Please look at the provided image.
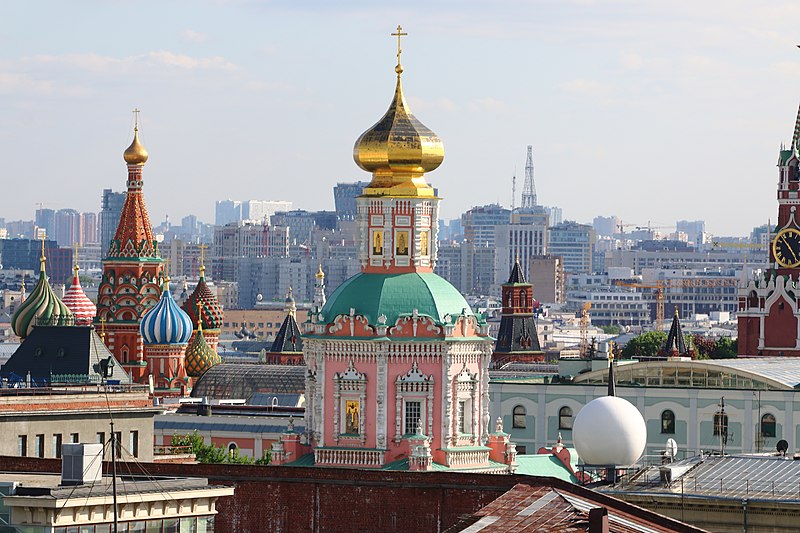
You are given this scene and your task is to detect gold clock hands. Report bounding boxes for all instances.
[781,233,799,264]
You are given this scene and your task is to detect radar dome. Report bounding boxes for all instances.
[572,396,647,466]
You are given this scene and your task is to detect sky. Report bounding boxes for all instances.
[1,1,799,236]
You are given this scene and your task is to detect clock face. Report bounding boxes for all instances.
[773,228,800,268]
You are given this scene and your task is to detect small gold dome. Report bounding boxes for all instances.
[123,127,149,165]
[353,75,444,177]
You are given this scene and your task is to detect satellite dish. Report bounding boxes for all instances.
[256,294,263,302]
[665,438,678,460]
[777,439,789,455]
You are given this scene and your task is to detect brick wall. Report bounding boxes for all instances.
[1,456,693,533]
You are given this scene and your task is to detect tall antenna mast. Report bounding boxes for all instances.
[511,170,516,212]
[521,145,536,209]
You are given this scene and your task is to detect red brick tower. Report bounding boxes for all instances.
[739,104,800,355]
[492,259,543,366]
[95,116,165,379]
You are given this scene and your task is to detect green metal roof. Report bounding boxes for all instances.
[319,272,473,327]
[515,452,580,483]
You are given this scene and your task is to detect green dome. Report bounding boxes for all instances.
[12,270,73,339]
[319,272,472,328]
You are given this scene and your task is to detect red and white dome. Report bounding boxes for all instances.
[62,267,97,325]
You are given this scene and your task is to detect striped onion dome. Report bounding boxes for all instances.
[185,324,222,378]
[140,280,193,345]
[62,266,97,325]
[182,273,224,331]
[12,259,73,339]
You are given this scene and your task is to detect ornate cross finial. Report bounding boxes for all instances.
[199,243,207,274]
[391,25,407,75]
[73,242,80,274]
[132,108,141,130]
[99,316,106,340]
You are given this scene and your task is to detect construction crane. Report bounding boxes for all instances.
[579,302,592,358]
[615,281,665,331]
[712,241,764,250]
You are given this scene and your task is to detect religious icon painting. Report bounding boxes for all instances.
[395,230,410,256]
[372,230,383,256]
[345,400,360,434]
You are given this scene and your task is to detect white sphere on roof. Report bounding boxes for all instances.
[572,396,647,466]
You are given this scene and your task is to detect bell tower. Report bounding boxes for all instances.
[738,103,800,355]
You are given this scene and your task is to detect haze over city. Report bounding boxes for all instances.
[1,1,799,235]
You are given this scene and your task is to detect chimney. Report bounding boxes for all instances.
[61,443,103,486]
[588,507,609,533]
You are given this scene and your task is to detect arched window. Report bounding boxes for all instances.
[558,406,573,430]
[227,442,238,457]
[661,410,675,434]
[761,413,776,438]
[513,405,526,429]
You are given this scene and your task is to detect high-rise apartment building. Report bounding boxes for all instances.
[494,222,548,291]
[461,204,510,247]
[99,189,126,253]
[333,182,369,221]
[548,221,596,274]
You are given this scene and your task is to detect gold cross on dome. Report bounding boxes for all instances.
[391,25,407,67]
[132,108,141,129]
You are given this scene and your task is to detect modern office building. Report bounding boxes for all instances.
[548,221,596,274]
[461,204,510,247]
[333,181,369,221]
[99,189,125,253]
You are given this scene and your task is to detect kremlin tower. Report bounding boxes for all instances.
[12,239,73,339]
[493,259,543,366]
[62,251,97,325]
[96,117,165,380]
[139,278,193,393]
[286,28,516,472]
[739,103,800,356]
[181,248,224,354]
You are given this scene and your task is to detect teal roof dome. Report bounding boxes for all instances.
[319,272,473,328]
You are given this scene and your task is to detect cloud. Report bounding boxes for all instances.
[182,29,208,43]
[559,78,611,97]
[147,51,236,71]
[25,51,237,73]
[0,72,91,98]
[407,96,459,112]
[620,52,643,70]
[467,98,506,112]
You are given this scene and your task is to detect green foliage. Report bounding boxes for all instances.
[712,337,737,359]
[601,325,620,335]
[621,331,667,358]
[170,431,270,465]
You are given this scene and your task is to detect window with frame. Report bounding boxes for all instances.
[713,412,728,437]
[457,401,466,434]
[513,405,527,429]
[17,435,26,457]
[130,431,139,458]
[761,413,776,438]
[35,434,44,458]
[70,433,79,443]
[404,400,422,435]
[661,410,676,434]
[558,406,573,430]
[53,434,62,459]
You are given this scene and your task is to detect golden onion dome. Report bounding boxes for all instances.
[123,127,149,165]
[353,69,444,178]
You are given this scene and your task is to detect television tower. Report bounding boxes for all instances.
[520,145,537,209]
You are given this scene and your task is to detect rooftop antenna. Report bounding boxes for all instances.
[521,146,536,209]
[511,169,516,212]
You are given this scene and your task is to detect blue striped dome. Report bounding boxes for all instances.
[140,283,193,345]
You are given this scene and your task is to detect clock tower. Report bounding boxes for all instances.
[738,103,800,355]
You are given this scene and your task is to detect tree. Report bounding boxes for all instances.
[601,325,620,335]
[170,431,270,465]
[621,331,667,358]
[712,337,737,359]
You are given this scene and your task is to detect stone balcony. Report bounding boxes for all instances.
[314,447,385,468]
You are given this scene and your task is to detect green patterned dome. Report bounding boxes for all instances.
[12,265,73,339]
[185,327,221,378]
[319,272,472,328]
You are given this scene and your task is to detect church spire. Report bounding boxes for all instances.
[353,26,444,198]
[107,110,158,259]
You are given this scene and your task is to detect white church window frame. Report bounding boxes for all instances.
[395,361,434,443]
[455,365,478,438]
[333,360,367,445]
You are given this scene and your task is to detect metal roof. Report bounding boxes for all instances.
[610,454,800,501]
[156,418,304,435]
[190,363,306,400]
[573,357,800,390]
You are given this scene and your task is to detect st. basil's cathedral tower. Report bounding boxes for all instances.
[284,28,517,472]
[739,104,800,355]
[95,121,165,380]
